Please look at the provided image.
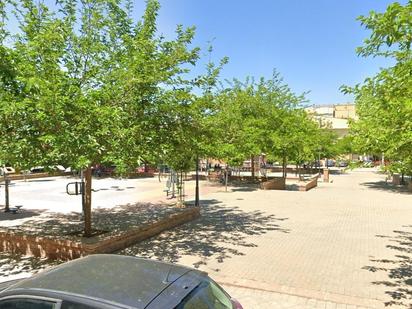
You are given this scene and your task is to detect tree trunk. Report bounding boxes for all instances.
[172,171,176,198]
[282,155,287,178]
[225,165,229,192]
[180,171,183,202]
[251,155,255,178]
[195,158,199,207]
[318,153,321,176]
[3,173,9,212]
[83,167,92,237]
[183,172,186,200]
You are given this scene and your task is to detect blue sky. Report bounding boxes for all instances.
[5,0,402,105]
[130,0,400,105]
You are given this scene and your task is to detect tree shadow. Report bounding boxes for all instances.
[92,185,136,192]
[220,181,261,192]
[363,227,412,307]
[230,185,259,192]
[0,253,62,280]
[1,202,186,242]
[0,210,41,221]
[286,184,299,191]
[0,202,188,280]
[26,179,55,183]
[119,199,289,269]
[361,181,411,195]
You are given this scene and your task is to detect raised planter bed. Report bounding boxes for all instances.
[127,172,155,178]
[1,172,71,182]
[260,177,286,190]
[0,207,200,260]
[298,175,318,191]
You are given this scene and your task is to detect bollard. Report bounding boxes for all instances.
[323,169,330,183]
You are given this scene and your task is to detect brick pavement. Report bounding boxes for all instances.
[1,169,411,308]
[221,284,373,309]
[122,169,412,308]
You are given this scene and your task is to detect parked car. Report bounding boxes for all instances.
[312,160,321,168]
[363,160,373,167]
[337,161,348,168]
[0,167,15,176]
[136,165,157,174]
[326,159,335,167]
[96,165,117,176]
[30,166,46,173]
[28,166,66,174]
[54,165,66,172]
[0,254,242,309]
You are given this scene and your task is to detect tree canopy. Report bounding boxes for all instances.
[343,0,412,175]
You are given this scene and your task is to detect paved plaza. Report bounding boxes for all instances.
[1,169,412,308]
[0,175,209,215]
[120,169,412,308]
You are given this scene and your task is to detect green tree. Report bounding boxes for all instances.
[211,72,309,180]
[0,0,212,233]
[343,0,412,176]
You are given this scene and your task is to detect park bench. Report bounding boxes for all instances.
[8,205,23,214]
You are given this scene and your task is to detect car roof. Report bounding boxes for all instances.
[3,255,196,309]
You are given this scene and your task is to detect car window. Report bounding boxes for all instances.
[0,298,56,309]
[175,280,233,309]
[61,301,99,309]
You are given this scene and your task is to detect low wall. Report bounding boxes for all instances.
[1,172,70,182]
[0,234,84,260]
[207,174,262,184]
[298,176,318,192]
[207,173,221,182]
[0,207,200,260]
[127,172,155,178]
[186,175,207,181]
[260,177,286,190]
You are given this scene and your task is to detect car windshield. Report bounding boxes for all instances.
[175,280,233,309]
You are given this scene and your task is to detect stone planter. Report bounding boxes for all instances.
[260,177,286,190]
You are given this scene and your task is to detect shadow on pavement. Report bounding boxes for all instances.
[26,179,56,183]
[0,202,186,280]
[92,185,136,192]
[361,181,411,195]
[0,210,41,221]
[120,199,289,269]
[230,186,259,192]
[2,202,184,240]
[363,227,412,307]
[0,253,61,280]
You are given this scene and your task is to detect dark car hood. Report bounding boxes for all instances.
[5,255,192,308]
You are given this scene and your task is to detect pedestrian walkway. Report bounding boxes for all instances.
[122,169,412,308]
